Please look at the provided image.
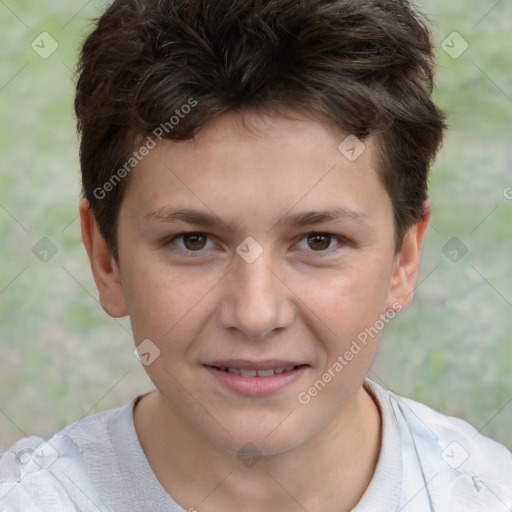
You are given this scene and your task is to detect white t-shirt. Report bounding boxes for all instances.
[1,379,511,511]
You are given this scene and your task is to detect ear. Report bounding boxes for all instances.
[79,199,127,318]
[386,200,432,311]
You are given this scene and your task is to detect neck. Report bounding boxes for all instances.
[134,385,381,512]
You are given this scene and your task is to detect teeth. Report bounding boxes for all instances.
[219,366,297,377]
[257,368,275,377]
[240,368,257,377]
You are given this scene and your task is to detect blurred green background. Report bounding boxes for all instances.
[0,0,511,451]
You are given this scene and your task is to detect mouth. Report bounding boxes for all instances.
[207,364,305,377]
[203,360,309,397]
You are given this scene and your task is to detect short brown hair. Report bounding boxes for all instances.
[75,0,446,261]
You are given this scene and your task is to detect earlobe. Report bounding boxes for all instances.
[386,200,433,311]
[79,199,128,318]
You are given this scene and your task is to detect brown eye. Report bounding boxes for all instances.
[165,232,217,256]
[182,233,208,250]
[307,233,332,251]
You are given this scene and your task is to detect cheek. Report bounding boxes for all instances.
[124,262,204,341]
[295,262,393,397]
[122,262,222,349]
[298,260,392,338]
[294,268,390,406]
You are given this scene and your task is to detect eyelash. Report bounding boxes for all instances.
[164,232,348,257]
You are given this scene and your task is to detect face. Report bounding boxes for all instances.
[83,111,427,456]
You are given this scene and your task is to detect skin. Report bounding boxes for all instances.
[80,111,431,511]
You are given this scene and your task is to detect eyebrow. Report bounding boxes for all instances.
[144,206,368,232]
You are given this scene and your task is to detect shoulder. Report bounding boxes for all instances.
[0,400,136,512]
[366,379,512,511]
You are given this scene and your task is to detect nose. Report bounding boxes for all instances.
[218,249,294,341]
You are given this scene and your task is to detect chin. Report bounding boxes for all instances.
[204,416,314,458]
[215,435,301,459]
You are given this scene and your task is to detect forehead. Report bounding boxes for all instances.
[121,111,389,228]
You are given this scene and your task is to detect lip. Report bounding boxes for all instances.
[204,360,309,397]
[206,359,305,370]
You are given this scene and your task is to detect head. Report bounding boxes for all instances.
[77,0,445,455]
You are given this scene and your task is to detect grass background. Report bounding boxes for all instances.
[0,0,511,451]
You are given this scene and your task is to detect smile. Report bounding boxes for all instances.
[204,362,309,397]
[214,365,298,377]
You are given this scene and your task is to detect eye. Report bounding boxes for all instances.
[167,232,216,252]
[295,232,345,252]
[165,231,347,256]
